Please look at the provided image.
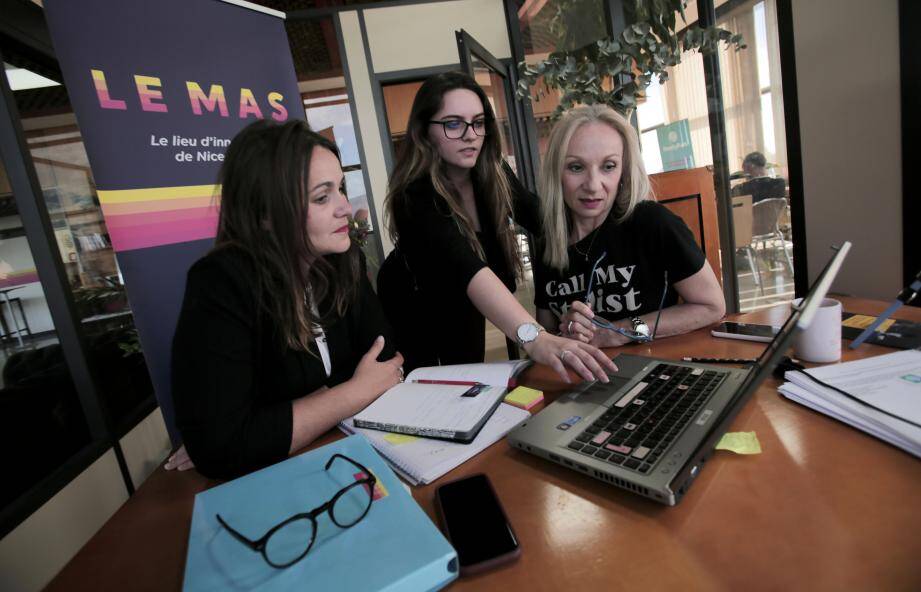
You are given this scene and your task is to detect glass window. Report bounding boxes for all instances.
[516,0,608,163]
[636,80,666,130]
[10,67,155,434]
[633,0,793,311]
[471,61,517,173]
[381,79,423,161]
[285,17,381,272]
[0,120,92,512]
[718,0,793,311]
[639,129,664,174]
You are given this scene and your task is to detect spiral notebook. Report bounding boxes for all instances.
[341,403,530,485]
[352,360,530,443]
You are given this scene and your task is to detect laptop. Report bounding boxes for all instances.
[508,242,851,506]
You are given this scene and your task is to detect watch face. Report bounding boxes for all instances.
[631,318,651,337]
[517,323,540,343]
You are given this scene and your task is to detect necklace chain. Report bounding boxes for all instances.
[572,224,603,261]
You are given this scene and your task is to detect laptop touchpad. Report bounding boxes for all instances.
[571,375,631,405]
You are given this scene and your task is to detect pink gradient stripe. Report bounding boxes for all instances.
[108,216,219,252]
[105,206,219,227]
[100,195,215,216]
[137,90,168,112]
[93,80,127,110]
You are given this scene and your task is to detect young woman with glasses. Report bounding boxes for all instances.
[168,120,404,478]
[377,72,615,384]
[533,104,725,347]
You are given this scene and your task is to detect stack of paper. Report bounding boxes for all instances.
[778,350,921,458]
[341,403,530,485]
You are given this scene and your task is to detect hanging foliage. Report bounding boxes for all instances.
[516,0,746,117]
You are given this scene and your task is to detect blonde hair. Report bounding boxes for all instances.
[539,104,652,271]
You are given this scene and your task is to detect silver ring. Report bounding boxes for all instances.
[558,350,571,360]
[567,320,574,335]
[398,367,405,382]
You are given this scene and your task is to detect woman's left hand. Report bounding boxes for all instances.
[523,332,617,384]
[164,445,195,471]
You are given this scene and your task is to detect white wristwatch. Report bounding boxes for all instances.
[515,322,544,347]
[630,317,651,338]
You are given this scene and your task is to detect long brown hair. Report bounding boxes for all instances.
[385,71,522,278]
[215,119,361,351]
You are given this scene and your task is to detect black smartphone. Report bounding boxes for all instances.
[711,321,780,343]
[434,474,520,575]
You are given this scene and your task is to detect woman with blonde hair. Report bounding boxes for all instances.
[533,104,725,346]
[377,72,615,384]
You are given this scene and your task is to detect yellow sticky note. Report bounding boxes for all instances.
[383,433,419,445]
[842,314,896,332]
[716,431,762,455]
[504,386,544,410]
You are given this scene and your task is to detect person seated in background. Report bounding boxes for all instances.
[731,151,787,203]
[532,104,725,347]
[167,120,403,478]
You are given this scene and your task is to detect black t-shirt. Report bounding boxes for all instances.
[731,176,786,203]
[377,165,540,370]
[533,201,706,323]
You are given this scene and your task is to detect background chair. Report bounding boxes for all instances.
[752,197,794,274]
[732,195,763,294]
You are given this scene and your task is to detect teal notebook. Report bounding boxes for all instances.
[182,435,458,591]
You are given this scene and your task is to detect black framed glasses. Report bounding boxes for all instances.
[428,118,488,139]
[216,453,376,569]
[583,251,669,343]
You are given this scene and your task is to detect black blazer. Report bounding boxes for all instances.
[171,246,395,479]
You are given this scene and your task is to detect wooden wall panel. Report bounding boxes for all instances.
[650,166,723,284]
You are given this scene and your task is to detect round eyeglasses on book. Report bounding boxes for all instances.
[215,453,376,568]
[428,118,488,139]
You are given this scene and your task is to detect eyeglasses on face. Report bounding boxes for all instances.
[428,118,488,139]
[215,453,376,569]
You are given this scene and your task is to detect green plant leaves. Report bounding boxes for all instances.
[515,0,745,116]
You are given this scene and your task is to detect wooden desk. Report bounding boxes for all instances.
[45,298,921,591]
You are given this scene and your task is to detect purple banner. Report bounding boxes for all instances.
[44,0,302,442]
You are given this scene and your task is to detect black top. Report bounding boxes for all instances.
[533,201,706,323]
[731,176,786,203]
[171,246,395,479]
[377,167,540,371]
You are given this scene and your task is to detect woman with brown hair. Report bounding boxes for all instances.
[377,72,614,383]
[169,120,403,478]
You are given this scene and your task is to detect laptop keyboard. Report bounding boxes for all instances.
[566,364,727,474]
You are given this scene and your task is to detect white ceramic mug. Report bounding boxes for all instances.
[791,297,842,363]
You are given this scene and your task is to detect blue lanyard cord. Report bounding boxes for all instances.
[583,251,607,303]
[580,251,669,344]
[650,270,668,340]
